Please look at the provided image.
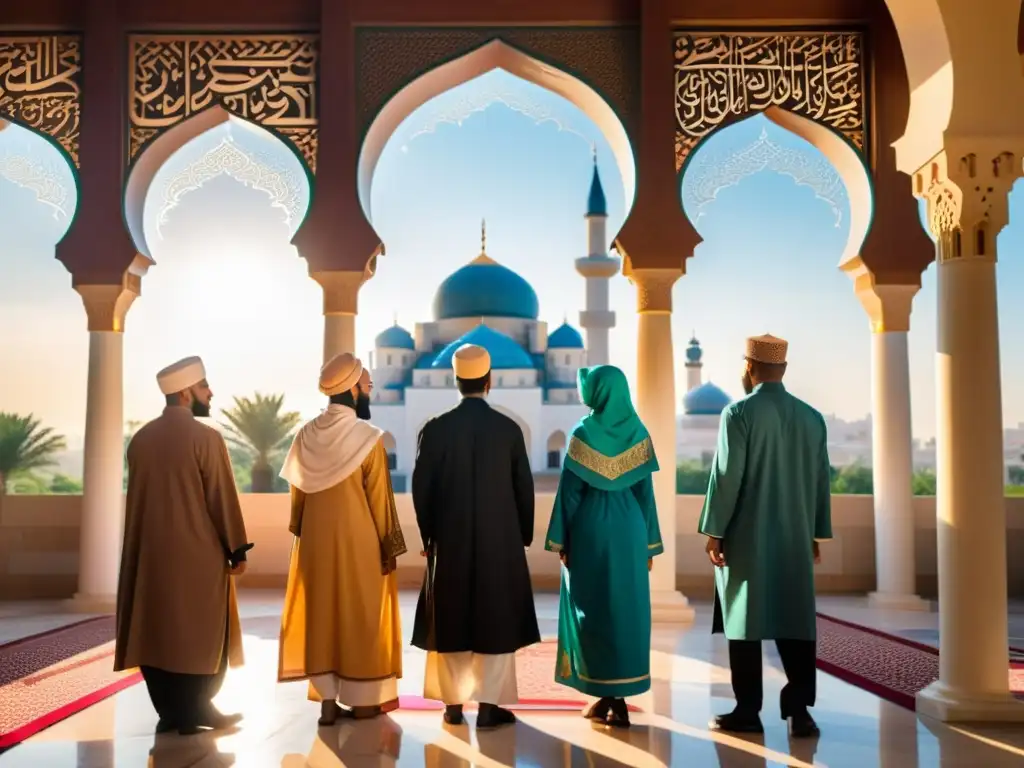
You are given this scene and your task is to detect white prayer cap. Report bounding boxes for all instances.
[319,353,363,396]
[157,356,207,395]
[453,344,491,380]
[745,334,788,365]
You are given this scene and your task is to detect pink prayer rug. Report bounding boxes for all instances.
[815,613,1024,710]
[399,639,641,712]
[0,617,143,749]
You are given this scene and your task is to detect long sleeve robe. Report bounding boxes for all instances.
[278,438,406,692]
[698,382,833,641]
[410,397,540,655]
[115,406,251,675]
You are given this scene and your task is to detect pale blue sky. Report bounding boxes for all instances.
[1,69,1023,447]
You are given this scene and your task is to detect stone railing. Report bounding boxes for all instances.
[2,494,1023,600]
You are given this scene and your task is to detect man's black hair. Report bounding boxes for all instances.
[456,374,489,396]
[329,391,357,408]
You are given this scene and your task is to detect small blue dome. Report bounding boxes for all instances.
[413,350,438,370]
[587,157,608,217]
[433,255,539,321]
[375,324,415,350]
[548,323,584,349]
[431,325,537,371]
[683,382,732,416]
[685,336,703,363]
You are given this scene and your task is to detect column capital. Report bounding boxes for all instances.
[73,273,141,333]
[310,267,371,316]
[852,275,920,333]
[913,147,1023,264]
[628,267,682,314]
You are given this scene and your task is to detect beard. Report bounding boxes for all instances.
[741,371,754,395]
[191,398,211,418]
[355,392,372,421]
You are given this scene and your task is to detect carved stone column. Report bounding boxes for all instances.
[68,274,140,612]
[852,276,929,611]
[630,267,694,623]
[311,269,365,364]
[914,149,1024,722]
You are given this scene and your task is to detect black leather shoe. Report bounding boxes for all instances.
[606,698,630,729]
[201,710,244,729]
[476,703,516,730]
[709,710,765,734]
[584,698,612,721]
[787,711,820,738]
[443,705,465,726]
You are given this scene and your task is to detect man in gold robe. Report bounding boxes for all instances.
[278,353,407,725]
[115,356,253,736]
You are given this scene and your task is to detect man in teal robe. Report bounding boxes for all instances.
[545,365,662,728]
[698,334,832,739]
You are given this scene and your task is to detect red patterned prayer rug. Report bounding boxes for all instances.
[0,617,142,749]
[399,640,640,712]
[815,613,1024,710]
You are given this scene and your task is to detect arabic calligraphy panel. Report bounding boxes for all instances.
[128,34,319,173]
[0,35,82,167]
[674,31,866,172]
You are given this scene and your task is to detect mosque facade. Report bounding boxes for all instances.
[368,161,616,486]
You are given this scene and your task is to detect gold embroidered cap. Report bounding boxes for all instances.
[745,334,788,365]
[157,356,206,395]
[453,344,491,379]
[319,353,363,396]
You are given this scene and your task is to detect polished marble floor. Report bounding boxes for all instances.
[1,593,1023,767]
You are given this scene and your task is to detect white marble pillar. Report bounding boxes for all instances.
[854,281,928,611]
[313,270,364,365]
[631,267,694,624]
[69,283,138,612]
[915,167,1024,722]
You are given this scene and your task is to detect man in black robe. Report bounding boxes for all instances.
[411,343,539,729]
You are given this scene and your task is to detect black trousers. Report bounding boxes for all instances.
[728,639,816,717]
[140,659,227,725]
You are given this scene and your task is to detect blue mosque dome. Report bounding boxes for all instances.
[375,324,415,350]
[548,322,585,349]
[683,382,732,416]
[431,324,538,371]
[586,152,608,217]
[432,221,540,321]
[685,335,703,363]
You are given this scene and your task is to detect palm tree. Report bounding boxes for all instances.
[0,413,67,495]
[220,393,300,493]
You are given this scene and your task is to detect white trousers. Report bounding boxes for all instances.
[423,652,518,706]
[312,673,399,708]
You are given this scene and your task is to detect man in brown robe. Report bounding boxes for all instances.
[278,353,406,725]
[115,355,253,735]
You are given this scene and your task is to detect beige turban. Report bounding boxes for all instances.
[319,353,363,396]
[453,344,491,379]
[157,356,206,395]
[745,334,788,365]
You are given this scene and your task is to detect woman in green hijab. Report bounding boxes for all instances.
[545,365,663,728]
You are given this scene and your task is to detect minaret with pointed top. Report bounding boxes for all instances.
[575,148,619,366]
[685,333,703,392]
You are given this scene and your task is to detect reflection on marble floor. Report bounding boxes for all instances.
[1,593,1023,767]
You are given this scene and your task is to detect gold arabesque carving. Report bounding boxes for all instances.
[0,35,82,166]
[674,31,866,171]
[129,35,319,172]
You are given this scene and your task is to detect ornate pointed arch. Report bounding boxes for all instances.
[355,29,639,220]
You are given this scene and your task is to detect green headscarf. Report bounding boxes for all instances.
[563,365,659,492]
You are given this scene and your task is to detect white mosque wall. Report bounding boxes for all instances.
[372,346,415,389]
[7,492,1024,600]
[545,347,586,388]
